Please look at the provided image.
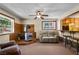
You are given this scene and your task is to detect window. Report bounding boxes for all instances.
[0,13,14,35]
[42,21,57,30]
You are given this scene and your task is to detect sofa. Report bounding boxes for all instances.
[0,41,21,55]
[39,31,59,43]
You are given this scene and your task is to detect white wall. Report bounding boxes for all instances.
[0,9,22,44]
[23,18,60,38]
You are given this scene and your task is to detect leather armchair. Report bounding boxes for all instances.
[0,42,21,55]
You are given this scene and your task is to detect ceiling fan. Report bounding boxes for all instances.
[29,9,48,19]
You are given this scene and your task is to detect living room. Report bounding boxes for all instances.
[0,3,79,55]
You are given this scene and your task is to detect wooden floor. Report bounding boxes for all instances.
[19,42,75,55]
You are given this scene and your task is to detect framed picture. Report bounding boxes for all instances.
[42,21,57,30]
[0,13,14,35]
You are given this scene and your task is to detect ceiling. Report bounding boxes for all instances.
[0,3,79,20]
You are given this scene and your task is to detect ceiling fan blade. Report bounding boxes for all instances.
[40,16,44,19]
[34,17,37,19]
[42,15,48,16]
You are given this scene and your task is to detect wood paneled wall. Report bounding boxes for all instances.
[10,23,24,40]
[28,24,34,33]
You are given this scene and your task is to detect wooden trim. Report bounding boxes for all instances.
[0,13,15,20]
[0,33,10,36]
[66,11,79,18]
